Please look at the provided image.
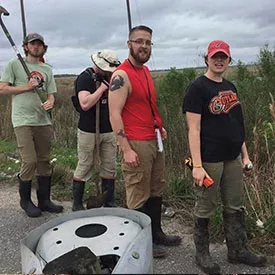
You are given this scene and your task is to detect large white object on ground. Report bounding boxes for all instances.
[20,207,153,274]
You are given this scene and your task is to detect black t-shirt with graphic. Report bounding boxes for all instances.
[75,68,112,133]
[183,75,245,162]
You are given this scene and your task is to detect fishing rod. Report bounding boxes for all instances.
[0,6,51,119]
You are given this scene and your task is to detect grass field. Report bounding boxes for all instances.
[0,60,274,253]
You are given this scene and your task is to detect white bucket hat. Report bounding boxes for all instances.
[91,50,121,72]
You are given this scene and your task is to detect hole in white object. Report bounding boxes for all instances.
[75,224,107,238]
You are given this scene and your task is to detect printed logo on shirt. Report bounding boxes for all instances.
[208,90,240,114]
[30,71,44,89]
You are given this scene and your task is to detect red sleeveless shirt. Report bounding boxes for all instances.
[117,60,163,140]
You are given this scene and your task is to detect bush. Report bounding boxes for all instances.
[1,46,274,247]
[156,68,196,173]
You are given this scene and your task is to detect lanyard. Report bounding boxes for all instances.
[127,59,157,128]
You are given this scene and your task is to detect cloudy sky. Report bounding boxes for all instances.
[0,0,274,75]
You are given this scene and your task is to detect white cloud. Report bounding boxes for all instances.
[0,0,274,75]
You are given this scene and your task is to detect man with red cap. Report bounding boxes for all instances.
[183,40,266,273]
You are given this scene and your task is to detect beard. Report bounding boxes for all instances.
[26,48,45,58]
[130,46,151,64]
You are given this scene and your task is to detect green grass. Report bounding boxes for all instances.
[0,140,119,202]
[0,139,17,153]
[0,140,20,180]
[51,143,78,169]
[0,140,78,176]
[0,140,77,197]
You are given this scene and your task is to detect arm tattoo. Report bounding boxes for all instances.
[117,129,126,138]
[110,75,125,92]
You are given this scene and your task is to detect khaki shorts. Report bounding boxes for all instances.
[73,130,117,181]
[121,140,166,209]
[194,155,245,218]
[14,125,53,181]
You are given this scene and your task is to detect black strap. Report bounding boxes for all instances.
[84,67,109,88]
[143,69,156,124]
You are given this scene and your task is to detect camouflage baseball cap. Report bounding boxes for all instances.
[24,33,45,44]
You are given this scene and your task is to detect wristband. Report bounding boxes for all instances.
[193,164,202,168]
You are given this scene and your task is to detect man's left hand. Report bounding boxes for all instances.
[242,159,253,175]
[161,127,167,140]
[41,100,54,111]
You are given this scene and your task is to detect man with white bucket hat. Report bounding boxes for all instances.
[72,50,120,211]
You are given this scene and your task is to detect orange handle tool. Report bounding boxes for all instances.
[184,157,214,188]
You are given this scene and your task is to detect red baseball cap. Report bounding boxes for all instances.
[207,40,231,58]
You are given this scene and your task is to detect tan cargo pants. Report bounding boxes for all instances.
[121,140,166,209]
[14,125,53,181]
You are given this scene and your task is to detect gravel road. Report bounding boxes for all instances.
[0,182,274,274]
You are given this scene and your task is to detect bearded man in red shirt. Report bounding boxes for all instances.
[108,25,181,258]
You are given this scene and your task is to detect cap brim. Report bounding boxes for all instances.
[91,54,116,73]
[27,38,45,44]
[208,49,230,58]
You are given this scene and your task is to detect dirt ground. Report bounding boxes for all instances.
[0,182,274,274]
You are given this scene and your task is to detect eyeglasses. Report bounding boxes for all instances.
[129,39,154,47]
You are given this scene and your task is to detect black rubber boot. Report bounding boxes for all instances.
[223,211,266,267]
[72,180,85,211]
[18,174,41,218]
[36,175,63,213]
[101,178,116,207]
[194,217,221,274]
[136,204,167,258]
[146,197,182,246]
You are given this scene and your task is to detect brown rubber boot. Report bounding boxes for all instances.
[223,211,266,267]
[194,217,221,274]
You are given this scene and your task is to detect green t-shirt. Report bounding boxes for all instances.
[0,58,57,127]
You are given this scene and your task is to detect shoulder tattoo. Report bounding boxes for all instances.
[110,75,125,92]
[117,129,126,138]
